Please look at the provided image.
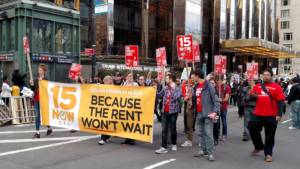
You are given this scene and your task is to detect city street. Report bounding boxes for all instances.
[0,106,299,169]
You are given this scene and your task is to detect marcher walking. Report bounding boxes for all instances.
[248,69,285,162]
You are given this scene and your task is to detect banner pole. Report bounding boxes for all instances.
[27,53,33,82]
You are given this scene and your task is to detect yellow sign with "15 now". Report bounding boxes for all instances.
[39,80,156,143]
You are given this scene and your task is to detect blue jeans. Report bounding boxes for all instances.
[197,113,214,155]
[291,101,300,129]
[34,102,41,131]
[220,109,228,136]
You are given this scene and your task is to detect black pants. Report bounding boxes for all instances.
[213,118,221,141]
[161,113,178,148]
[238,106,245,117]
[248,117,278,156]
[183,102,187,131]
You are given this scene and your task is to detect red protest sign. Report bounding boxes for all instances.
[125,45,139,67]
[192,41,200,63]
[69,63,82,80]
[157,67,164,81]
[246,62,259,80]
[84,48,95,56]
[23,37,30,55]
[177,35,193,61]
[214,55,227,74]
[156,47,167,67]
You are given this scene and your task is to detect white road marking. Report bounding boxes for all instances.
[14,124,34,127]
[143,159,176,169]
[0,135,99,157]
[0,136,98,143]
[282,119,292,124]
[0,129,71,135]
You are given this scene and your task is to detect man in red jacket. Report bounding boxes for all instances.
[249,69,285,162]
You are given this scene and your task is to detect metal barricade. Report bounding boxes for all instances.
[0,96,36,125]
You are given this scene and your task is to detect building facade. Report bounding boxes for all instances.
[277,0,300,76]
[91,0,297,75]
[0,0,80,82]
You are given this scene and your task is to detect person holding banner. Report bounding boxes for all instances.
[155,74,182,154]
[98,75,114,145]
[248,69,285,162]
[30,64,53,138]
[121,73,139,145]
[192,70,220,162]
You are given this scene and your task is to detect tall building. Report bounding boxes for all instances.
[90,0,298,75]
[0,0,80,82]
[278,0,300,76]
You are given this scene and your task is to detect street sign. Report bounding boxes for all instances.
[177,35,193,61]
[125,45,139,67]
[214,55,227,74]
[83,48,95,56]
[156,47,167,67]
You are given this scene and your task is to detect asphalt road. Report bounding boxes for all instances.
[0,106,299,169]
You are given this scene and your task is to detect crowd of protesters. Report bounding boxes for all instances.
[1,64,300,163]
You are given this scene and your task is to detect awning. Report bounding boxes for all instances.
[221,38,300,59]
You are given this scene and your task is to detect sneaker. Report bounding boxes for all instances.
[242,133,250,141]
[98,140,106,145]
[46,129,53,136]
[251,149,262,156]
[181,140,192,147]
[171,145,177,151]
[265,155,273,162]
[288,126,297,130]
[194,150,207,157]
[155,147,168,154]
[208,154,215,161]
[214,140,219,146]
[222,135,227,141]
[32,133,40,139]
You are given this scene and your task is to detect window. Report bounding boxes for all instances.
[283,44,293,49]
[283,33,293,40]
[281,0,290,6]
[281,10,290,18]
[281,21,290,29]
[55,23,72,54]
[32,19,52,53]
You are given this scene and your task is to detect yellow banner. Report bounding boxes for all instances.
[39,80,156,143]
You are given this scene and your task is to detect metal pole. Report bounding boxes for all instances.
[91,44,96,83]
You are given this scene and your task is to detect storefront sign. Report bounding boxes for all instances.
[0,53,14,62]
[32,53,74,64]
